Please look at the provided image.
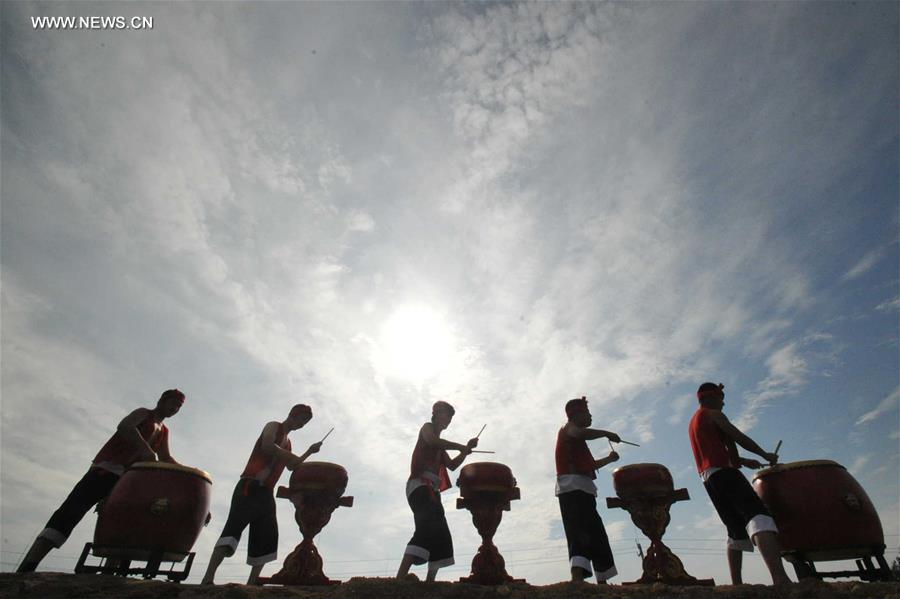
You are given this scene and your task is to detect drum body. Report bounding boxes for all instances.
[289,462,348,494]
[457,462,516,498]
[94,462,211,561]
[612,463,674,499]
[752,460,883,561]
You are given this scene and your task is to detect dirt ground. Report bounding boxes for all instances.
[2,573,898,599]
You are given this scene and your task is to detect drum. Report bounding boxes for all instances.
[289,462,348,495]
[612,463,675,499]
[457,462,516,497]
[752,460,884,561]
[93,462,212,561]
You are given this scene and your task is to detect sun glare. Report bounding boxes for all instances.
[380,305,454,384]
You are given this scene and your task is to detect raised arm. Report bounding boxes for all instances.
[709,411,778,464]
[117,408,159,462]
[259,422,321,471]
[420,423,474,453]
[565,422,621,443]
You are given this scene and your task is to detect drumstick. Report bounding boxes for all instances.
[319,428,334,443]
[618,439,640,447]
[773,440,782,455]
[475,424,486,439]
[470,450,495,454]
[608,440,615,451]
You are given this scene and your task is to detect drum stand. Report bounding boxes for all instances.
[260,485,353,585]
[457,488,524,585]
[785,545,893,582]
[74,542,194,582]
[607,488,714,586]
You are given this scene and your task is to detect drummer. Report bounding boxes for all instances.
[688,382,790,585]
[396,401,478,581]
[201,404,321,585]
[555,396,621,584]
[16,388,185,573]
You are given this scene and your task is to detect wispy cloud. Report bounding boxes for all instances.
[856,386,900,426]
[842,248,885,282]
[2,1,897,585]
[734,343,809,431]
[848,454,873,477]
[875,296,900,312]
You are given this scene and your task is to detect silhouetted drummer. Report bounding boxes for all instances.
[689,382,790,585]
[396,401,478,581]
[201,404,321,586]
[16,388,185,573]
[556,396,621,584]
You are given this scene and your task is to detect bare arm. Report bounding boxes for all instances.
[420,423,474,453]
[710,411,778,464]
[594,451,620,470]
[117,408,158,462]
[259,422,321,471]
[155,429,178,464]
[565,422,621,443]
[446,447,472,471]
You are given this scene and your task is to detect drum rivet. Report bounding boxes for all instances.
[843,493,861,511]
[150,498,170,515]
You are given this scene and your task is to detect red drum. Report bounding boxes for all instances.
[612,463,674,500]
[457,462,516,498]
[93,462,211,561]
[752,460,884,561]
[289,462,348,494]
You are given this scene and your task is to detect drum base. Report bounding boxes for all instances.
[74,542,194,582]
[785,546,892,582]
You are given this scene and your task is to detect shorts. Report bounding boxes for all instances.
[704,468,778,551]
[214,479,279,565]
[39,467,120,547]
[404,485,454,572]
[558,489,617,580]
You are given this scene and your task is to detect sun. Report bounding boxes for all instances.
[379,305,454,384]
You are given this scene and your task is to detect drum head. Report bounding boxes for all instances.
[613,463,669,474]
[754,459,843,481]
[129,461,212,483]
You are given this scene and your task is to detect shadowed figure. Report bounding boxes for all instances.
[17,389,186,573]
[200,404,321,586]
[555,396,621,585]
[396,400,478,582]
[689,382,790,586]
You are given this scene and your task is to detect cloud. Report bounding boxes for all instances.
[848,454,873,477]
[855,386,900,426]
[734,343,809,431]
[842,248,885,282]
[1,1,897,586]
[875,296,900,312]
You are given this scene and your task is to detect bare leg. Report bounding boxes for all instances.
[727,548,743,584]
[200,545,230,585]
[246,564,264,585]
[570,566,590,582]
[425,567,437,582]
[16,537,55,573]
[753,531,790,586]
[396,553,415,578]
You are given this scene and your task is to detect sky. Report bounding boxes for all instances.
[1,0,898,587]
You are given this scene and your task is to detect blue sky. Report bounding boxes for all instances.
[1,1,897,586]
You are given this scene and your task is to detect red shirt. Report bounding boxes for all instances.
[93,412,168,474]
[555,426,597,479]
[241,423,292,489]
[689,407,740,474]
[409,426,451,492]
